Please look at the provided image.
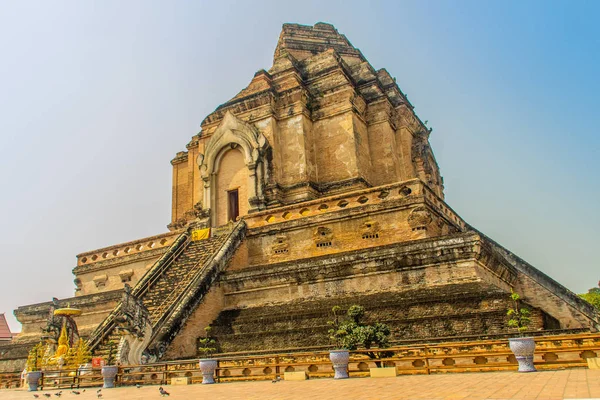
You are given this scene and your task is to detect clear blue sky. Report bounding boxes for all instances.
[0,0,598,332]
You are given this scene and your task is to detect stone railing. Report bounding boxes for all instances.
[244,179,465,231]
[422,184,466,231]
[86,232,190,352]
[76,231,182,267]
[2,332,598,389]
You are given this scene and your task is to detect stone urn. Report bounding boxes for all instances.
[101,365,119,388]
[329,350,350,379]
[27,371,42,391]
[508,337,536,372]
[199,359,218,384]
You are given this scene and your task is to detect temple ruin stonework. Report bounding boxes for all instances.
[1,22,598,370]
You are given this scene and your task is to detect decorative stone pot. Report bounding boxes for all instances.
[101,365,119,388]
[199,359,218,384]
[27,371,42,391]
[508,337,536,372]
[329,350,350,379]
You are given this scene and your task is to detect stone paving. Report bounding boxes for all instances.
[2,369,600,400]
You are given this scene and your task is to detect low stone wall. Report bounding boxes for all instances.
[2,332,598,388]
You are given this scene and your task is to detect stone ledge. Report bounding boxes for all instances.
[73,247,168,275]
[15,290,122,317]
[222,232,485,284]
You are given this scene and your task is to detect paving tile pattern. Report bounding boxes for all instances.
[3,369,600,400]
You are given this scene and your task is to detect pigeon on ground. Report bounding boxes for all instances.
[135,383,141,389]
[54,391,62,397]
[32,395,39,399]
[71,391,81,395]
[96,389,102,394]
[159,386,170,397]
[97,394,102,399]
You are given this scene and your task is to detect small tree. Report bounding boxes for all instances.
[507,289,531,336]
[579,283,600,311]
[197,326,217,359]
[327,306,348,349]
[327,305,392,367]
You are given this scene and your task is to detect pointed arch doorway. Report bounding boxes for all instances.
[214,146,249,226]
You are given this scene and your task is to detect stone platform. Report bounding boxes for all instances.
[2,369,600,400]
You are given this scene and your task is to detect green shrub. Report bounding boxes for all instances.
[579,290,600,311]
[198,326,217,358]
[327,305,392,366]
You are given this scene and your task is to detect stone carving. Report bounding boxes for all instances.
[361,220,380,239]
[40,298,63,345]
[167,217,188,231]
[193,201,210,219]
[114,284,153,365]
[92,274,108,288]
[411,133,433,177]
[407,207,433,231]
[314,227,333,247]
[115,284,149,339]
[272,235,289,255]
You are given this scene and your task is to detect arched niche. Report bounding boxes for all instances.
[197,112,270,226]
[214,146,248,226]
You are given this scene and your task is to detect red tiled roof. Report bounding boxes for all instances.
[0,313,13,340]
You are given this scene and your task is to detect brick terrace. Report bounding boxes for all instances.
[2,369,600,400]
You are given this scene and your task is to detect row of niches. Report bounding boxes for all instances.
[263,186,414,224]
[272,221,382,254]
[75,269,136,290]
[79,237,173,265]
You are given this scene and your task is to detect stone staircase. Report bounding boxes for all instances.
[89,222,246,361]
[143,238,228,324]
[93,331,122,361]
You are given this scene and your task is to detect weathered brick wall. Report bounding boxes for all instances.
[208,290,546,353]
[12,290,121,345]
[168,23,442,224]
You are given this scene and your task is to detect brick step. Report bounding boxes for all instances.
[208,287,512,353]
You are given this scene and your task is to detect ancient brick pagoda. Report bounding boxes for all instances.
[2,22,598,370]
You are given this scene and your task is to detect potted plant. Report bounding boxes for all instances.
[507,289,536,372]
[26,343,45,391]
[327,306,350,379]
[100,340,119,388]
[197,326,218,384]
[328,305,394,379]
